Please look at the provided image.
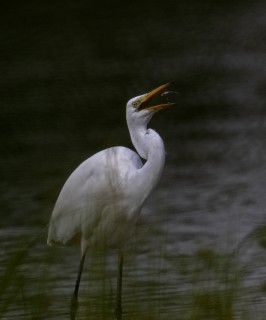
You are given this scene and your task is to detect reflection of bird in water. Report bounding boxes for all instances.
[47,82,175,319]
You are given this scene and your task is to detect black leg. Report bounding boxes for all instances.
[115,250,123,320]
[70,251,86,320]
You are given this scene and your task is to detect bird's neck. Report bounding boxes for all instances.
[129,125,151,160]
[129,124,165,204]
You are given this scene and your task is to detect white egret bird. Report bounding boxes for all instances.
[47,82,175,319]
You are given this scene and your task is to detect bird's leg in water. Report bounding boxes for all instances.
[115,250,123,320]
[70,251,86,320]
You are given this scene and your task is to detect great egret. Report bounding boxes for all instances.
[47,82,175,319]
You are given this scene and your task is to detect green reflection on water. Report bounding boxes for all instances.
[0,231,251,320]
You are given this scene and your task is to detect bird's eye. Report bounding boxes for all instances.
[132,100,140,108]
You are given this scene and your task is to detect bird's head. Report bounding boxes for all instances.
[126,82,175,127]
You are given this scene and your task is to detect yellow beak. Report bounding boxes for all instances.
[140,82,176,111]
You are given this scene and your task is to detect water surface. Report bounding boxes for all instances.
[1,0,266,319]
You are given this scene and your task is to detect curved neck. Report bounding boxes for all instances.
[128,122,165,204]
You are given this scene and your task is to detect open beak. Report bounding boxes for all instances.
[140,82,176,111]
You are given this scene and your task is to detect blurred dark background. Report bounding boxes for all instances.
[1,1,266,318]
[1,0,265,226]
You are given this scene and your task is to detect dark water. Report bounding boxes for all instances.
[1,0,266,319]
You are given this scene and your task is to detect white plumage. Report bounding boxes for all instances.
[47,82,174,319]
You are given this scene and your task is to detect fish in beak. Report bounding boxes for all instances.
[138,82,176,111]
